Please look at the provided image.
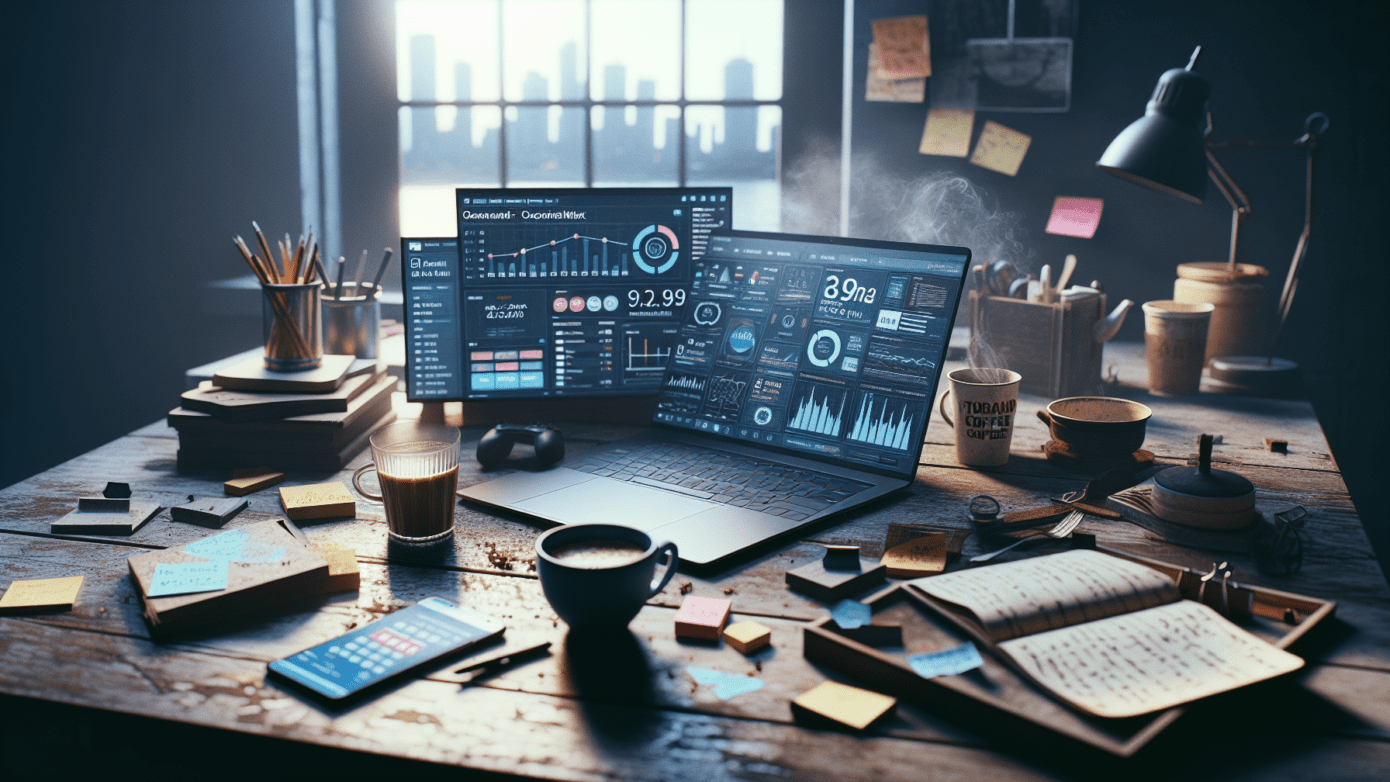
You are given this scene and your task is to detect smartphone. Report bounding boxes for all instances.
[269,597,504,700]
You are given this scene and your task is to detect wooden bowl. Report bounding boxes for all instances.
[1037,397,1152,460]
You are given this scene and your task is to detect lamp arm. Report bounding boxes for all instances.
[1267,113,1329,363]
[1204,112,1254,278]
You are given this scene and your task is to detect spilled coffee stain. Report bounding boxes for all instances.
[385,710,442,726]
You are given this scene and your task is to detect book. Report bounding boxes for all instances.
[212,354,356,393]
[127,518,337,634]
[168,373,395,443]
[907,549,1303,719]
[179,371,382,421]
[175,411,396,472]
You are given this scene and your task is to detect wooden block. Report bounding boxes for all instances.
[224,468,285,496]
[51,501,162,536]
[0,575,84,615]
[724,620,772,654]
[102,482,132,498]
[785,557,887,602]
[791,681,896,731]
[882,533,948,578]
[674,596,731,640]
[279,481,356,521]
[821,544,862,571]
[312,545,361,593]
[170,497,249,528]
[78,497,130,512]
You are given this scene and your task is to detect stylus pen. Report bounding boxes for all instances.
[454,641,551,682]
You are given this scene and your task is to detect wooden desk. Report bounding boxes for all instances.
[2,343,1388,781]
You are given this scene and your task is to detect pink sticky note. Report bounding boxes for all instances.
[675,595,731,640]
[1045,197,1105,239]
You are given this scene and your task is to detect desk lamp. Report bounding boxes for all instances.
[1096,46,1328,394]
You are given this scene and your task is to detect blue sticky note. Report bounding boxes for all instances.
[908,642,985,679]
[686,666,766,700]
[183,528,250,561]
[147,561,229,597]
[831,599,871,629]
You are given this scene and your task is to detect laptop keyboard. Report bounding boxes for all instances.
[567,442,873,521]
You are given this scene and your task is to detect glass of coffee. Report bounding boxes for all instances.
[352,422,461,545]
[535,524,678,632]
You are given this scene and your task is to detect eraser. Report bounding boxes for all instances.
[675,595,731,640]
[724,620,772,654]
[278,481,356,521]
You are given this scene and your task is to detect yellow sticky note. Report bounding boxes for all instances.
[0,575,84,614]
[866,44,925,103]
[279,481,356,521]
[919,108,975,157]
[872,15,931,79]
[882,533,948,578]
[969,120,1032,176]
[792,680,897,731]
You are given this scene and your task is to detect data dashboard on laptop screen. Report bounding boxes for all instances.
[402,187,731,401]
[652,231,970,473]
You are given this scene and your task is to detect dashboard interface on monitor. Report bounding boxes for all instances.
[403,188,732,401]
[652,231,970,474]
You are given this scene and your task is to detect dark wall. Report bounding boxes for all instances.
[0,0,302,488]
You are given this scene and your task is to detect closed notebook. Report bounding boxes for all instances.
[127,518,333,634]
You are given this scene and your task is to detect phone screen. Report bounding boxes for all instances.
[269,597,504,700]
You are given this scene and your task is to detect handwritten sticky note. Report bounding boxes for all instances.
[147,561,229,597]
[919,108,975,157]
[908,642,985,678]
[0,575,84,613]
[871,15,930,79]
[675,595,732,640]
[183,528,251,561]
[882,532,948,578]
[687,666,766,700]
[1045,196,1105,239]
[970,120,1032,176]
[831,598,872,629]
[279,481,356,521]
[866,44,925,103]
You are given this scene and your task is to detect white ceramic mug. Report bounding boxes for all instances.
[937,368,1022,467]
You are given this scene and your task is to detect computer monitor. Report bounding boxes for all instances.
[402,187,733,402]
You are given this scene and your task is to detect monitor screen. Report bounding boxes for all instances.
[402,187,732,401]
[651,230,970,475]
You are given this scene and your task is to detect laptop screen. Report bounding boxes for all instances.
[651,230,970,478]
[402,187,733,402]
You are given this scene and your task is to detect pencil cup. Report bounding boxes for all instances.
[261,283,323,371]
[323,283,381,360]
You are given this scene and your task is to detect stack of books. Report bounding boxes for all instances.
[169,354,397,472]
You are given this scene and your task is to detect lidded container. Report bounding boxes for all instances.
[1152,433,1256,529]
[1174,262,1269,362]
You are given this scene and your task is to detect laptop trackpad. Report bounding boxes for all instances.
[514,478,712,531]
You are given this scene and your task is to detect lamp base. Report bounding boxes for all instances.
[1206,356,1300,397]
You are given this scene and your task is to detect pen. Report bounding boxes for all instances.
[367,247,394,296]
[454,641,551,682]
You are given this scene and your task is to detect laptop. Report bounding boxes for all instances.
[458,229,971,567]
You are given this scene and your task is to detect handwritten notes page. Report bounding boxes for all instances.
[1000,601,1303,718]
[910,550,1180,642]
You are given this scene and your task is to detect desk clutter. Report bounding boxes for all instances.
[169,356,397,471]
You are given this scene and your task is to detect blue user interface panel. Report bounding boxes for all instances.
[403,188,732,402]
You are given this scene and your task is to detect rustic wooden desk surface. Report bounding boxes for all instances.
[2,343,1387,781]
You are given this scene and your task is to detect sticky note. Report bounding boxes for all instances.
[919,108,974,157]
[871,15,930,79]
[687,666,766,700]
[882,533,948,578]
[970,120,1032,176]
[831,599,872,629]
[182,528,285,564]
[147,561,229,597]
[907,642,985,678]
[224,468,284,496]
[279,481,356,521]
[724,620,773,654]
[792,681,896,731]
[0,575,84,613]
[865,44,925,103]
[675,595,731,640]
[1045,196,1105,239]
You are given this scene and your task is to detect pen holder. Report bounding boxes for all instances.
[323,283,381,360]
[261,283,323,371]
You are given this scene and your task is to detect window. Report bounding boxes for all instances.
[396,0,783,235]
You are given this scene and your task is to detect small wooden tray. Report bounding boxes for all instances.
[802,545,1335,758]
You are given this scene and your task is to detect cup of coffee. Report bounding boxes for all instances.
[352,422,461,544]
[535,524,678,633]
[1143,300,1215,396]
[937,368,1022,467]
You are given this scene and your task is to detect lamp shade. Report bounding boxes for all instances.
[1096,67,1211,204]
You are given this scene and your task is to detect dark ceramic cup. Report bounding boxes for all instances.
[1037,396,1153,459]
[535,524,678,632]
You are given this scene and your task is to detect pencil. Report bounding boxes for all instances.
[368,247,394,295]
[352,248,368,293]
[253,221,281,283]
[334,255,347,300]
